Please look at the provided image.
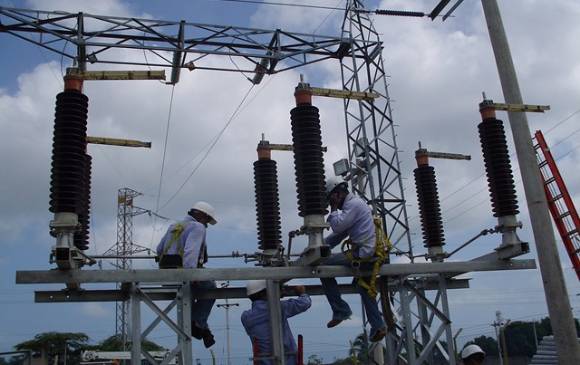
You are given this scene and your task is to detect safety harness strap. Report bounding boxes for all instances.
[159,223,185,265]
[341,216,392,297]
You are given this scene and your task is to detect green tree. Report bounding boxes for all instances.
[95,334,164,352]
[307,354,323,365]
[467,335,499,357]
[14,332,89,364]
[348,333,370,363]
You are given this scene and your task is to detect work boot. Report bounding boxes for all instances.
[327,318,345,328]
[191,322,204,339]
[202,328,215,348]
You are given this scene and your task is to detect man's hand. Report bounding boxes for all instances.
[294,285,306,296]
[329,193,340,211]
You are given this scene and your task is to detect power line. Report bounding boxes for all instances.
[544,107,580,135]
[159,83,256,211]
[149,85,177,251]
[444,141,580,224]
[407,107,580,223]
[154,85,177,215]
[170,75,274,178]
[212,0,345,11]
[311,0,344,34]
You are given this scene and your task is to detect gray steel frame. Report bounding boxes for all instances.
[340,1,412,257]
[0,6,374,82]
[3,2,536,364]
[15,259,535,284]
[102,188,151,349]
[17,260,535,365]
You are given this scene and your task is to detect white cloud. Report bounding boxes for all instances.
[81,302,110,318]
[3,0,580,356]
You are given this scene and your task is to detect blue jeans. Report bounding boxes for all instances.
[191,280,216,329]
[320,253,385,336]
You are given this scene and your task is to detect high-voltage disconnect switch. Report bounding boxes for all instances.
[478,98,528,258]
[478,103,519,217]
[49,75,91,269]
[413,145,470,261]
[414,165,445,249]
[253,140,282,264]
[291,81,329,265]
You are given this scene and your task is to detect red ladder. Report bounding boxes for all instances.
[534,130,580,280]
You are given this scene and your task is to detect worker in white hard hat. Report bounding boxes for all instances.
[241,280,311,365]
[156,201,218,348]
[320,176,387,342]
[461,344,485,365]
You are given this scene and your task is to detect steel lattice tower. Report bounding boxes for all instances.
[340,1,413,257]
[104,188,151,347]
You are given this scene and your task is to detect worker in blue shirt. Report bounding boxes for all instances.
[156,201,218,348]
[241,280,311,364]
[320,177,386,342]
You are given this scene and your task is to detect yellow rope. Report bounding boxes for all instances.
[341,216,391,297]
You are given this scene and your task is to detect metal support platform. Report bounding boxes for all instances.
[16,259,535,284]
[16,259,535,364]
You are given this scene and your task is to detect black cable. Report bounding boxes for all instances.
[211,0,345,11]
[159,83,256,210]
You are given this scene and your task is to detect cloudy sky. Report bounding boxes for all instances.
[1,0,580,363]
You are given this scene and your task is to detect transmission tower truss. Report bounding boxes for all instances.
[4,2,523,364]
[0,6,376,82]
[103,188,151,349]
[341,2,412,257]
[340,2,455,363]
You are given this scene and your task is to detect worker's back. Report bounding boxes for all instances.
[241,295,311,365]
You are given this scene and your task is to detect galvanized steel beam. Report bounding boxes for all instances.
[16,259,536,284]
[34,279,471,303]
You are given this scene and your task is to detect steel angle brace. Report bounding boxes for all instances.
[406,283,452,363]
[395,276,454,364]
[132,283,191,365]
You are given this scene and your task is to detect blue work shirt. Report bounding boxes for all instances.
[156,215,206,269]
[241,295,311,365]
[325,193,375,258]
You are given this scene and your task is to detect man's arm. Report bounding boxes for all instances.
[281,286,312,318]
[182,223,205,268]
[327,199,358,234]
[325,230,348,249]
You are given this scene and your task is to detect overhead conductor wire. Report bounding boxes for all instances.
[406,107,580,223]
[149,85,177,252]
[159,83,256,211]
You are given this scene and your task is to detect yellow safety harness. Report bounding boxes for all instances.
[159,223,185,265]
[341,216,392,298]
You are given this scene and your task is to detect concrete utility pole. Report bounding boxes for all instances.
[217,282,239,365]
[481,1,580,364]
[492,311,505,365]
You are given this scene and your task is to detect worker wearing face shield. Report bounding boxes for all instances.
[156,201,218,348]
[319,177,387,342]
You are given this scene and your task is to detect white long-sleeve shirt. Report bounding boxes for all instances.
[325,193,375,258]
[156,215,206,268]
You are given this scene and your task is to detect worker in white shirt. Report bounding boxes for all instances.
[320,177,386,342]
[156,201,218,348]
[241,280,311,364]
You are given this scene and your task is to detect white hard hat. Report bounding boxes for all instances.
[461,344,485,359]
[325,176,347,196]
[192,201,217,225]
[246,280,267,296]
